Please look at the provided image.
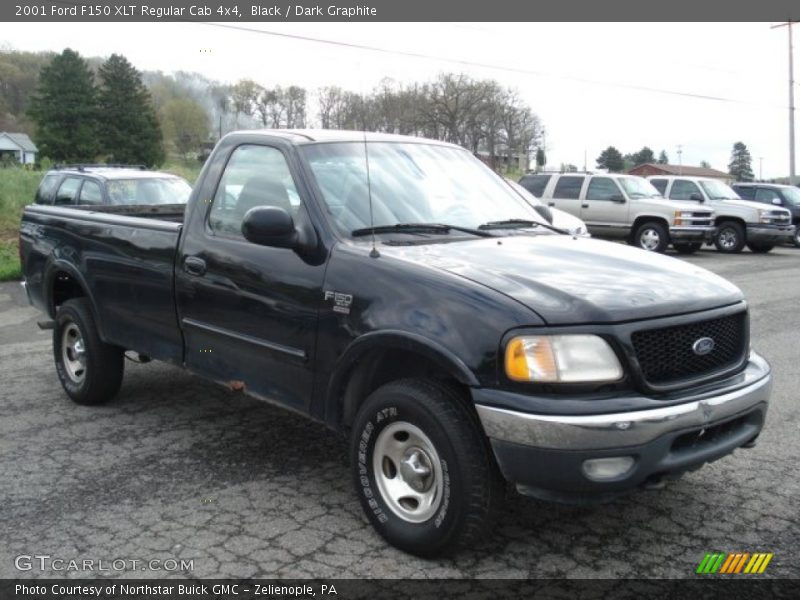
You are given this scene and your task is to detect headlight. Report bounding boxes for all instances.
[757,209,772,224]
[505,335,623,383]
[673,210,694,226]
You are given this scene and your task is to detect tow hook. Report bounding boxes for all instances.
[741,435,759,449]
[642,475,667,490]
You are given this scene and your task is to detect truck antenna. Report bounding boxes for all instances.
[364,129,380,258]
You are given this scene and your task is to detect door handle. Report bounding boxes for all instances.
[581,203,589,208]
[547,202,555,207]
[184,256,207,277]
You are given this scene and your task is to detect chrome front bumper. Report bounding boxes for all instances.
[668,225,716,242]
[746,224,796,243]
[476,352,771,452]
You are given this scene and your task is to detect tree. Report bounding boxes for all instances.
[596,146,625,172]
[631,146,655,166]
[657,150,669,164]
[231,79,259,126]
[700,160,711,169]
[728,142,754,181]
[160,98,209,158]
[27,48,99,161]
[97,54,163,166]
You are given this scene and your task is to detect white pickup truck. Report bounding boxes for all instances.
[647,176,795,254]
[519,172,716,253]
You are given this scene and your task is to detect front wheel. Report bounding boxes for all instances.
[747,243,774,254]
[714,221,746,253]
[793,225,800,248]
[54,298,124,405]
[633,221,669,253]
[351,379,503,557]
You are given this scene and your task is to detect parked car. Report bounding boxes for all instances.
[34,164,192,207]
[505,179,590,237]
[732,182,800,248]
[20,131,771,557]
[648,176,794,254]
[519,172,716,253]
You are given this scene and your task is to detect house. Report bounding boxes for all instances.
[627,163,733,184]
[0,132,38,165]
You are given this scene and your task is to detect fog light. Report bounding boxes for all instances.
[582,456,635,481]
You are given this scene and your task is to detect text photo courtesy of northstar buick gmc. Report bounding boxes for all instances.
[19,130,772,557]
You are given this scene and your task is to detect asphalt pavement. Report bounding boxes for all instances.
[1,246,798,579]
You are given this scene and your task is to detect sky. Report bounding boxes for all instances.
[2,21,797,178]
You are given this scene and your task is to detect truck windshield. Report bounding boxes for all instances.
[699,179,740,200]
[617,176,662,198]
[106,177,192,205]
[782,187,800,205]
[302,142,547,236]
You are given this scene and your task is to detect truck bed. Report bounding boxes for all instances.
[20,204,185,364]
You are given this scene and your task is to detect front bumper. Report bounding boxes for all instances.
[746,223,796,244]
[669,225,716,242]
[475,352,771,502]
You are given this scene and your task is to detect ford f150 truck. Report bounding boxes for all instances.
[19,131,772,557]
[648,175,795,254]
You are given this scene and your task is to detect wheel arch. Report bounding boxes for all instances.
[629,215,669,243]
[44,260,106,340]
[325,330,480,430]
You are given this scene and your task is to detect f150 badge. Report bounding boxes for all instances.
[325,291,353,314]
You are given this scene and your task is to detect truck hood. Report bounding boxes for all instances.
[381,235,743,325]
[716,198,789,215]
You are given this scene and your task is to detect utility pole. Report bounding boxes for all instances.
[772,21,796,184]
[677,145,683,175]
[759,156,764,180]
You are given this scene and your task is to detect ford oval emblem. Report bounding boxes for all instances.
[692,337,715,356]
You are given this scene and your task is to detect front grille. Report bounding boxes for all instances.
[687,212,714,226]
[765,211,791,225]
[631,312,747,386]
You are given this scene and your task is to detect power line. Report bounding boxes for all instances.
[197,22,784,110]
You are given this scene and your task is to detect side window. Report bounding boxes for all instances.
[669,179,702,201]
[552,176,585,200]
[586,177,622,200]
[754,188,781,204]
[735,186,755,200]
[518,174,551,198]
[208,144,301,239]
[36,174,61,204]
[54,177,83,206]
[77,180,103,205]
[650,179,668,195]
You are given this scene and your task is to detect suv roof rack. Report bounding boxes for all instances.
[53,163,147,172]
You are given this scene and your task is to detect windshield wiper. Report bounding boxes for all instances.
[478,219,566,234]
[351,223,495,238]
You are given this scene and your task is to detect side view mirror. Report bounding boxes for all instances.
[689,192,704,202]
[533,204,554,224]
[241,206,299,249]
[610,194,626,203]
[772,198,782,206]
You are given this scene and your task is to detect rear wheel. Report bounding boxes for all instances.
[633,221,669,253]
[673,243,702,254]
[714,221,746,253]
[350,378,503,557]
[747,243,774,254]
[54,298,124,405]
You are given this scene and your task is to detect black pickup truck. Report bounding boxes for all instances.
[19,130,772,557]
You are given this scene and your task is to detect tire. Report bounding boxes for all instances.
[53,298,124,405]
[633,221,669,253]
[714,221,746,253]
[747,243,774,254]
[351,378,503,557]
[673,243,702,254]
[793,225,800,248]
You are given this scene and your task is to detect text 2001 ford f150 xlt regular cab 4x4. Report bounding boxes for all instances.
[19,131,772,557]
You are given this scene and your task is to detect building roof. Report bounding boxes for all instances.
[628,163,730,179]
[0,132,38,152]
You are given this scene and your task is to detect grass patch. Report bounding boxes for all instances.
[0,167,41,281]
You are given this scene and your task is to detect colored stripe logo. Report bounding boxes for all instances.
[696,552,773,574]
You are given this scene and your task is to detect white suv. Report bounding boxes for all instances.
[648,176,795,254]
[518,172,716,253]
